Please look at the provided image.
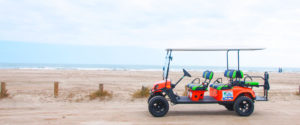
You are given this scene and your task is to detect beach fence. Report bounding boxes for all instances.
[1,82,5,96]
[53,82,108,98]
[0,82,9,98]
[54,81,59,98]
[0,81,151,100]
[99,84,104,93]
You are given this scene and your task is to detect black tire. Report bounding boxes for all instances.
[148,96,169,117]
[225,104,234,111]
[234,96,254,116]
[147,95,154,104]
[148,93,163,104]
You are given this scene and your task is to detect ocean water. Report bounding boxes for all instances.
[0,63,298,72]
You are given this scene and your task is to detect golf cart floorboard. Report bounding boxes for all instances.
[255,96,268,101]
[176,96,219,104]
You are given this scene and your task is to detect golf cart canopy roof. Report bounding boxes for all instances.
[164,48,266,72]
[166,48,265,51]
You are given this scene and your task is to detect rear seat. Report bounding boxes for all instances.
[210,70,244,90]
[187,70,214,91]
[234,71,261,87]
[209,70,231,88]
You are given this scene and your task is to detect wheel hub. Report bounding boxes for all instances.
[239,100,250,112]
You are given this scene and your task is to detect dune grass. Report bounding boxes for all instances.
[89,90,113,100]
[132,86,150,98]
[0,89,9,99]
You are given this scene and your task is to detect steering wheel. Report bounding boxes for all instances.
[191,78,200,84]
[183,69,191,77]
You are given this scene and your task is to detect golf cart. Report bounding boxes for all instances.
[148,48,270,117]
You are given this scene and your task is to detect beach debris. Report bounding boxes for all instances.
[89,84,113,100]
[183,85,188,96]
[0,82,9,98]
[67,92,75,99]
[132,86,150,98]
[54,81,59,98]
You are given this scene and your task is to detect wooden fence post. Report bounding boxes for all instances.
[1,82,6,97]
[99,84,103,93]
[142,86,145,91]
[54,82,59,98]
[0,82,2,94]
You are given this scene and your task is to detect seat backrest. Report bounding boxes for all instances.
[224,70,244,79]
[236,70,244,78]
[224,70,231,77]
[203,70,214,80]
[224,70,236,78]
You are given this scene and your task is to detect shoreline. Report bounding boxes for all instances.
[1,63,298,72]
[0,68,298,73]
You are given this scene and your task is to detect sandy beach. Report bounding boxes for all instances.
[0,69,300,125]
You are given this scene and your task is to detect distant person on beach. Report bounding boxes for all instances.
[278,67,283,73]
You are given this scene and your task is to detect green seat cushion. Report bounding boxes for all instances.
[210,83,232,90]
[188,84,207,91]
[245,81,259,86]
[211,83,225,88]
[187,83,202,88]
[216,84,232,90]
[187,83,193,88]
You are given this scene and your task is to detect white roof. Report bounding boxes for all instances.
[166,48,265,51]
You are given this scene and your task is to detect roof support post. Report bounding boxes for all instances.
[226,50,229,70]
[238,50,240,70]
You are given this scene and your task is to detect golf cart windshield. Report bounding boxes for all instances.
[163,50,172,80]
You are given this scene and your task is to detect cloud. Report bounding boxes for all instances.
[0,0,300,50]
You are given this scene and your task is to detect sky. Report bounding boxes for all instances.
[0,0,300,67]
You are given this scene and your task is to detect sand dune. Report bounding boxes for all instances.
[0,69,300,125]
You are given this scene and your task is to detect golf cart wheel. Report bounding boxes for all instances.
[148,96,169,117]
[147,95,154,104]
[225,104,234,111]
[234,96,254,116]
[148,93,163,104]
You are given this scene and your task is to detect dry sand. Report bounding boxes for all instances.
[0,69,300,125]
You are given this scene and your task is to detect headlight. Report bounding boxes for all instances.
[154,84,159,90]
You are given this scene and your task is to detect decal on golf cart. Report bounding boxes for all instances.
[222,91,233,100]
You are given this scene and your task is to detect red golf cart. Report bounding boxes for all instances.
[148,48,270,117]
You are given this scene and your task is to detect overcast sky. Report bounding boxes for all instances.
[0,0,300,67]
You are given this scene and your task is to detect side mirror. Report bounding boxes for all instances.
[183,69,191,77]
